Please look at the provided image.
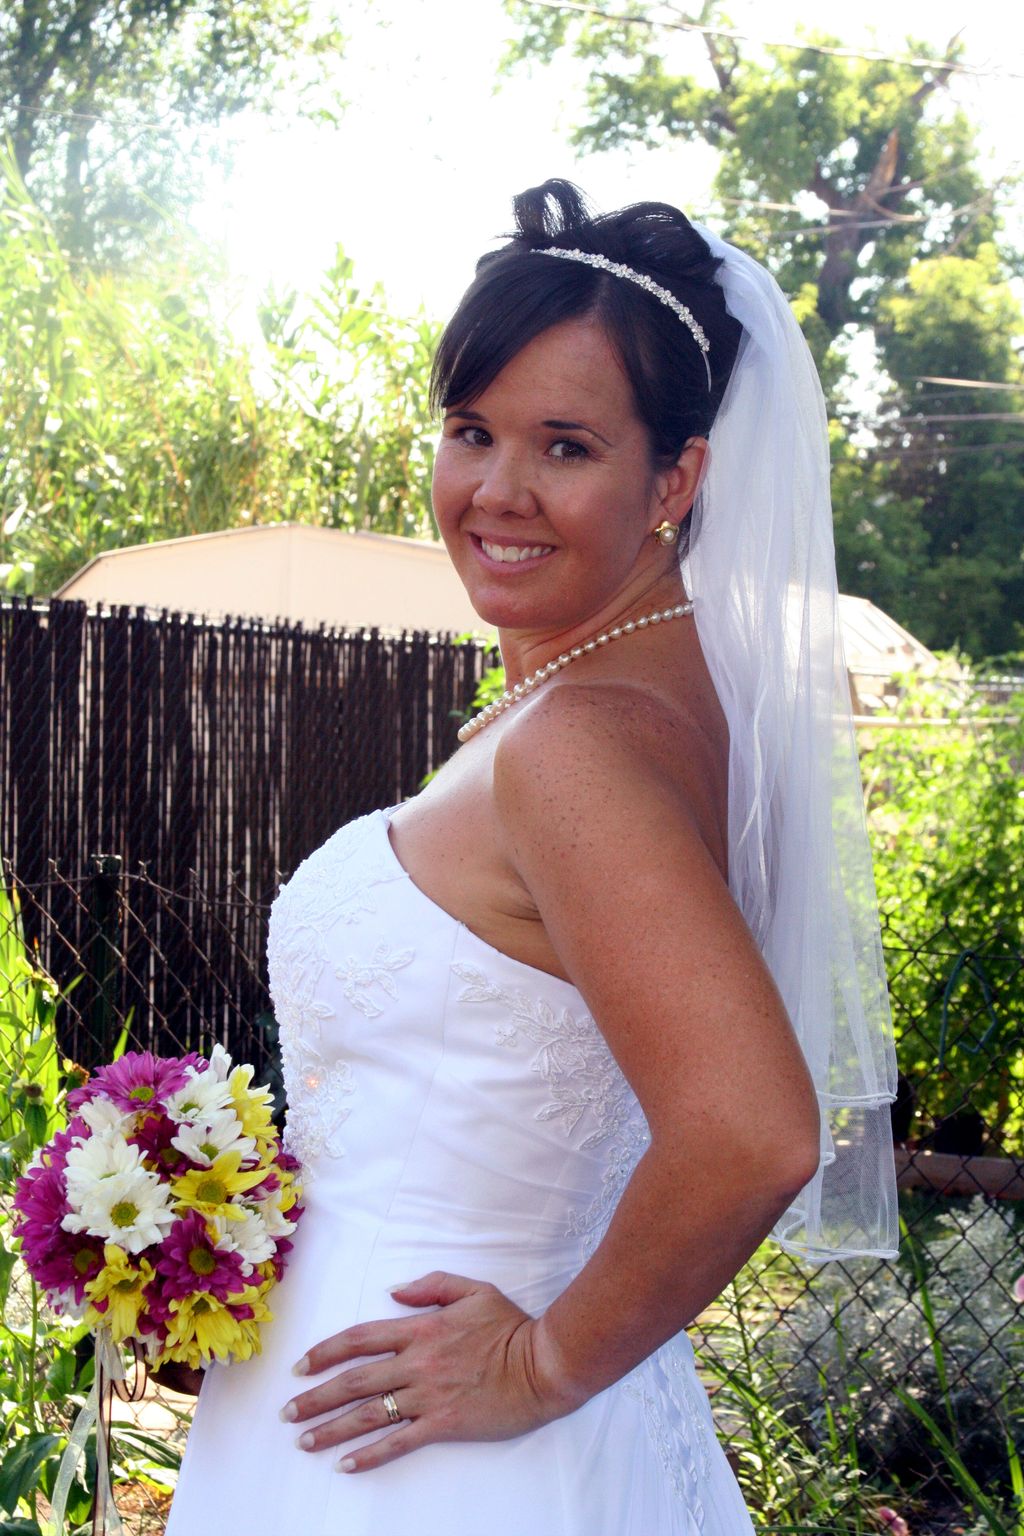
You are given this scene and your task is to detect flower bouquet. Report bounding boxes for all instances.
[11,1043,305,1535]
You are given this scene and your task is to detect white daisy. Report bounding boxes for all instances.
[64,1133,145,1199]
[171,1110,257,1167]
[77,1097,136,1137]
[210,1206,275,1271]
[203,1043,234,1083]
[163,1071,234,1124]
[61,1166,176,1254]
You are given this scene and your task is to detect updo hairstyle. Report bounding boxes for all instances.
[430,179,744,556]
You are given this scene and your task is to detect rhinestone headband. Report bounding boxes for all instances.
[529,245,712,389]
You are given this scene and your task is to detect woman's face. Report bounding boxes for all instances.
[432,316,682,637]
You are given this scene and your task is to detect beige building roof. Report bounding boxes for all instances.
[55,524,944,707]
[55,523,487,637]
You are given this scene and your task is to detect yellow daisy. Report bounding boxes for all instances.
[162,1284,272,1367]
[84,1243,156,1341]
[170,1149,266,1222]
[227,1064,276,1152]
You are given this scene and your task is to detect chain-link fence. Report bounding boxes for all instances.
[1,597,1021,1533]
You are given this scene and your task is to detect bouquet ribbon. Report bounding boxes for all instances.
[48,1326,148,1536]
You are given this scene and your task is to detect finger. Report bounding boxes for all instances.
[388,1270,489,1307]
[336,1424,429,1475]
[283,1360,409,1425]
[293,1319,413,1376]
[295,1387,418,1453]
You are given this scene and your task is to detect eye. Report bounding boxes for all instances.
[448,423,491,447]
[548,438,590,461]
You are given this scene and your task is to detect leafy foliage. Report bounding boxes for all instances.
[860,667,1024,1146]
[728,1201,1024,1524]
[0,152,440,596]
[0,887,98,1530]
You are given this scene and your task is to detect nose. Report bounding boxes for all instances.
[470,448,538,519]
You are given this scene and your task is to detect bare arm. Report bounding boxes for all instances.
[490,683,821,1409]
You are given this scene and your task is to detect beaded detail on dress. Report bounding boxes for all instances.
[622,1340,714,1531]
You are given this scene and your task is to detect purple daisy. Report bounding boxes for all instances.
[66,1049,206,1115]
[266,1226,301,1284]
[153,1209,250,1302]
[129,1106,191,1178]
[11,1150,105,1301]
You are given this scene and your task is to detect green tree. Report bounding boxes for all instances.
[0,0,346,261]
[502,3,1024,657]
[504,3,1001,345]
[864,247,1024,655]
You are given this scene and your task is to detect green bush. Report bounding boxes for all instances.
[860,662,1024,1149]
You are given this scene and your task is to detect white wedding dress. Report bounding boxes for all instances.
[165,804,756,1535]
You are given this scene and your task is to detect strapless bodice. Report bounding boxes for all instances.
[266,803,651,1291]
[164,805,755,1536]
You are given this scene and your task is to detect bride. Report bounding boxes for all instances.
[164,180,898,1535]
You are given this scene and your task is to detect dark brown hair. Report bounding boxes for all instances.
[430,179,744,551]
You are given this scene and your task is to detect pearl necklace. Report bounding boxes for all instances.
[457,599,695,742]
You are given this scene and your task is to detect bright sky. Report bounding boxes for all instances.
[193,0,1022,326]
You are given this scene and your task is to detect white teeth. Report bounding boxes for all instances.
[480,539,555,564]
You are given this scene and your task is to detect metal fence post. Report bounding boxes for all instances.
[87,853,123,1062]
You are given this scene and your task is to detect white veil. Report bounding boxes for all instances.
[683,229,900,1262]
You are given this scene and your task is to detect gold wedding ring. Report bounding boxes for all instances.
[381,1390,401,1424]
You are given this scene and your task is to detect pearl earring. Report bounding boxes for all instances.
[653,520,679,546]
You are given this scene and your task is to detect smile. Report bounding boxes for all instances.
[474,536,556,566]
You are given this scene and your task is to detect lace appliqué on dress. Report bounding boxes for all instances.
[621,1336,716,1529]
[266,816,408,1179]
[451,958,713,1522]
[335,942,414,1018]
[449,962,650,1257]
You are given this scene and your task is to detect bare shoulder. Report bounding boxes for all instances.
[492,678,727,882]
[490,680,818,1174]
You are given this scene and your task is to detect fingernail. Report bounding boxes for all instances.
[337,1456,357,1473]
[292,1355,310,1376]
[297,1431,316,1450]
[387,1283,410,1294]
[279,1402,298,1422]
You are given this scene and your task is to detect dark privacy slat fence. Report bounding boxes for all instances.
[0,596,493,1067]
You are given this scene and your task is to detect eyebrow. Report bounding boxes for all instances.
[445,408,612,448]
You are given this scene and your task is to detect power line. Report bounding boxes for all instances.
[862,440,1024,459]
[905,412,1024,424]
[916,375,1024,392]
[688,184,1013,241]
[840,409,1024,429]
[520,0,1024,81]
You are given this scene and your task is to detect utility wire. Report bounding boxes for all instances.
[916,376,1024,392]
[518,0,1024,81]
[865,440,1024,458]
[899,412,1024,424]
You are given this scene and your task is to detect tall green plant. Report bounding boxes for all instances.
[257,248,441,539]
[699,1208,1024,1532]
[697,1242,884,1530]
[859,664,1024,1147]
[0,148,441,598]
